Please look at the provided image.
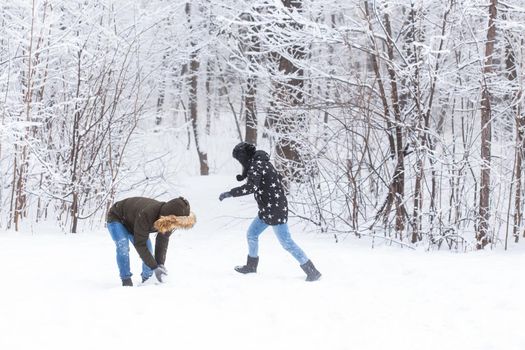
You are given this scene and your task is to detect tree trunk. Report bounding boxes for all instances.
[477,0,497,249]
[11,0,37,231]
[383,11,407,236]
[241,12,260,145]
[155,54,167,126]
[244,76,257,144]
[269,0,306,181]
[205,59,213,136]
[364,1,395,158]
[411,0,452,243]
[186,3,209,175]
[506,39,524,242]
[364,2,408,238]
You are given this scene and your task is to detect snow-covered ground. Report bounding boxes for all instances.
[1,175,524,350]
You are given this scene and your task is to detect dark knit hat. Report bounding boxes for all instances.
[160,197,190,217]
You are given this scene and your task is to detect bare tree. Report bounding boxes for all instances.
[186,2,209,176]
[267,0,307,181]
[237,11,262,145]
[477,0,498,249]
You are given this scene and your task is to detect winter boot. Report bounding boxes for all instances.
[300,260,322,282]
[234,255,259,274]
[122,278,133,287]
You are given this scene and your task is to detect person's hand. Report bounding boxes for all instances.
[154,265,168,282]
[236,174,245,181]
[219,192,232,201]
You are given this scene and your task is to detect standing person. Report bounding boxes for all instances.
[219,142,321,281]
[106,196,196,286]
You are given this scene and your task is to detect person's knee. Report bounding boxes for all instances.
[247,235,258,245]
[247,229,260,240]
[279,238,296,252]
[115,239,129,255]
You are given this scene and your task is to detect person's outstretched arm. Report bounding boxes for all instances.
[220,162,262,200]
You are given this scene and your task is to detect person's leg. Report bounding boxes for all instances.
[246,216,269,258]
[143,239,154,279]
[235,217,268,274]
[272,223,309,265]
[129,234,154,281]
[272,223,322,281]
[107,222,133,281]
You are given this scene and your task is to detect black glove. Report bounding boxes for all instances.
[236,174,246,181]
[154,265,168,282]
[219,191,232,201]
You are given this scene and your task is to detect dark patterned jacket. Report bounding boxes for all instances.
[230,151,288,225]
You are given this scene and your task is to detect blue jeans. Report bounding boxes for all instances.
[107,221,153,280]
[247,216,309,265]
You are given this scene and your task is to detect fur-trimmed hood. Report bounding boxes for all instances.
[154,212,197,233]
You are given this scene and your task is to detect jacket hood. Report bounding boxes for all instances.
[252,150,270,162]
[232,142,256,164]
[160,197,190,217]
[154,212,197,233]
[233,142,258,181]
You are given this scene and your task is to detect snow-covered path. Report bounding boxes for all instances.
[1,176,524,350]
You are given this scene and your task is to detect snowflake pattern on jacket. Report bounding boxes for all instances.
[230,150,288,225]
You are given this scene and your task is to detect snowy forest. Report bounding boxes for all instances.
[1,0,524,251]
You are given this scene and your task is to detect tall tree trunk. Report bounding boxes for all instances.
[382,11,407,236]
[406,3,424,243]
[364,1,395,158]
[269,0,306,181]
[244,76,257,144]
[69,48,83,233]
[11,0,37,231]
[506,38,524,242]
[205,59,213,136]
[477,0,497,249]
[411,0,453,243]
[365,2,408,238]
[186,3,209,175]
[242,12,260,145]
[155,53,167,126]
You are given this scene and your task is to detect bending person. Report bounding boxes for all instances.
[106,196,196,286]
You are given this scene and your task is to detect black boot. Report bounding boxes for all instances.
[122,278,133,287]
[234,255,259,274]
[300,260,322,282]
